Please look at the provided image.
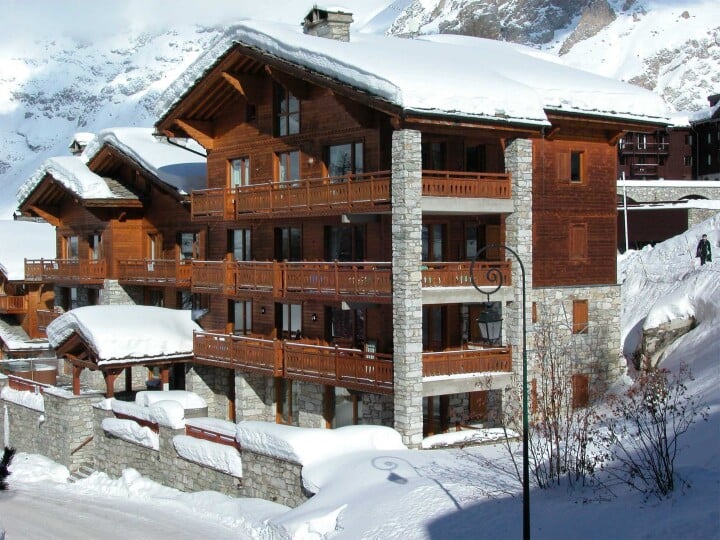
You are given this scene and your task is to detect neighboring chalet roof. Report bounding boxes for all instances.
[0,316,50,352]
[156,20,670,131]
[689,100,720,125]
[83,127,207,196]
[47,305,199,366]
[0,220,55,281]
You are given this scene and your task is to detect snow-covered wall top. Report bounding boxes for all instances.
[83,128,206,195]
[46,305,200,364]
[0,220,55,281]
[16,155,116,207]
[158,20,670,127]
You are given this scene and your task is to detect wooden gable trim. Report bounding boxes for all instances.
[26,205,61,226]
[174,119,215,150]
[264,65,313,100]
[545,111,667,144]
[220,71,265,104]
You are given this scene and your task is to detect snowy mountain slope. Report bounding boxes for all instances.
[0,0,716,219]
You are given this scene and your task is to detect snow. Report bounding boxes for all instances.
[135,389,206,409]
[82,127,206,195]
[110,398,185,429]
[0,385,44,412]
[101,417,160,450]
[173,435,243,477]
[0,220,55,281]
[46,305,200,364]
[158,20,669,128]
[185,417,236,437]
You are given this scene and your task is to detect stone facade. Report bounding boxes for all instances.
[240,449,307,507]
[99,280,143,305]
[391,129,424,448]
[185,364,232,419]
[235,371,271,421]
[361,392,394,427]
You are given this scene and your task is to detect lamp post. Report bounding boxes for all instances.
[470,244,529,540]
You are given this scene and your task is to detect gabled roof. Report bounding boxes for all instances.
[689,100,720,125]
[83,128,206,196]
[47,305,199,366]
[157,20,670,131]
[0,220,55,281]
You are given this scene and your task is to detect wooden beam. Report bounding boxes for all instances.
[220,72,264,104]
[73,365,82,396]
[265,65,312,100]
[26,205,61,226]
[334,94,374,128]
[104,369,123,398]
[545,126,561,140]
[174,119,215,150]
[608,130,626,146]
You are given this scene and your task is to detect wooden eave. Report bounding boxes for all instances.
[544,110,669,144]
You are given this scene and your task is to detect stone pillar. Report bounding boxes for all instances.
[504,138,534,373]
[99,280,142,305]
[234,371,270,422]
[391,129,424,448]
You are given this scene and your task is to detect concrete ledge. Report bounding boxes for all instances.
[422,197,514,215]
[423,371,513,397]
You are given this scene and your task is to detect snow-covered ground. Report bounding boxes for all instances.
[2,214,719,539]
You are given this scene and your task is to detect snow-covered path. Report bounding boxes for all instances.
[0,481,241,539]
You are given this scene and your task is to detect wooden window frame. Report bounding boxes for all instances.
[228,157,251,188]
[570,150,584,183]
[572,299,589,334]
[274,84,300,137]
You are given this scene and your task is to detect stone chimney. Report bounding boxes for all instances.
[68,132,95,156]
[303,7,353,42]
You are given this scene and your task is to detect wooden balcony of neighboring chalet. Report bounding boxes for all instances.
[37,308,62,332]
[191,260,511,301]
[0,295,28,314]
[24,259,106,285]
[117,259,192,287]
[193,332,513,395]
[190,170,512,221]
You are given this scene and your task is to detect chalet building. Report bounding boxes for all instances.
[691,93,720,180]
[152,9,669,446]
[16,128,206,389]
[617,122,692,180]
[0,219,56,358]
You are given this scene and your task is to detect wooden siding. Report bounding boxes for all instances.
[532,139,618,287]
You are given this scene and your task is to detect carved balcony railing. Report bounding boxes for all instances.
[0,295,28,314]
[190,259,511,300]
[191,170,512,221]
[422,346,513,377]
[117,259,192,287]
[37,309,63,332]
[24,259,106,284]
[193,332,283,376]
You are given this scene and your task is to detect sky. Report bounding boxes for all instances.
[1,214,719,539]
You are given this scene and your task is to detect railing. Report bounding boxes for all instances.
[24,259,106,283]
[185,424,240,450]
[0,295,28,314]
[191,169,512,220]
[283,262,392,299]
[422,346,513,377]
[117,259,192,287]
[422,261,512,288]
[193,332,283,376]
[619,142,670,153]
[284,341,394,394]
[37,309,62,331]
[191,260,278,295]
[422,171,511,199]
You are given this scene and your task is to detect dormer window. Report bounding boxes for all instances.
[274,83,300,136]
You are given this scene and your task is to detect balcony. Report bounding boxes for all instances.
[191,260,511,301]
[190,170,512,221]
[37,308,62,332]
[24,259,106,285]
[0,295,28,314]
[619,141,670,155]
[193,332,513,395]
[117,259,192,287]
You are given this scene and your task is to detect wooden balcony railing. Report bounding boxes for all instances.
[194,333,513,394]
[422,171,511,199]
[37,309,62,331]
[193,332,283,376]
[24,259,106,284]
[0,295,28,314]
[191,260,278,295]
[284,341,394,394]
[191,169,511,221]
[422,346,513,377]
[117,259,192,287]
[422,261,512,288]
[283,262,393,300]
[185,424,240,450]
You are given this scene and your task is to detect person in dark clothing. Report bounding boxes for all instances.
[696,234,712,265]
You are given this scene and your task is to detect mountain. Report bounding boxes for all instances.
[1,0,718,218]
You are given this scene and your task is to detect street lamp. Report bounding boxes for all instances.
[470,244,530,540]
[476,302,503,345]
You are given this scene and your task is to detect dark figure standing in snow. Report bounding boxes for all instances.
[696,234,712,265]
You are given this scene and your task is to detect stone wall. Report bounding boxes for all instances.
[296,380,325,428]
[240,449,307,507]
[99,280,143,305]
[235,371,271,421]
[619,182,720,229]
[361,393,394,426]
[185,364,232,419]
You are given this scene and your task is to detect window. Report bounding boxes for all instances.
[65,235,79,260]
[89,233,102,261]
[68,287,79,310]
[466,144,487,172]
[326,386,362,428]
[569,223,588,261]
[230,300,252,335]
[277,150,300,185]
[422,224,445,262]
[422,306,445,351]
[326,142,363,178]
[148,232,161,259]
[325,226,365,262]
[178,291,201,311]
[278,303,302,339]
[572,374,590,409]
[229,157,250,187]
[178,232,199,260]
[465,223,501,260]
[637,134,647,150]
[229,228,252,261]
[274,227,302,261]
[685,134,693,146]
[570,151,584,183]
[572,299,589,334]
[421,141,446,170]
[274,84,300,136]
[684,155,692,167]
[148,289,164,307]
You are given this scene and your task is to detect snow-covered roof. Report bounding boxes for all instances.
[83,128,206,195]
[0,220,55,281]
[46,305,200,364]
[69,132,95,147]
[16,156,119,207]
[0,316,51,351]
[158,20,670,127]
[689,100,720,124]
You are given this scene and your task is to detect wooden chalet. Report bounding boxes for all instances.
[692,93,720,180]
[152,8,670,443]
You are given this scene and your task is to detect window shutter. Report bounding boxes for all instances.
[573,299,589,334]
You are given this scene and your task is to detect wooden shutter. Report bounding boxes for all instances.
[557,152,570,181]
[485,224,501,260]
[569,223,588,261]
[573,299,589,334]
[572,374,590,409]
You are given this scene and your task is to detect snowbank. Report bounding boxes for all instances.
[173,435,242,477]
